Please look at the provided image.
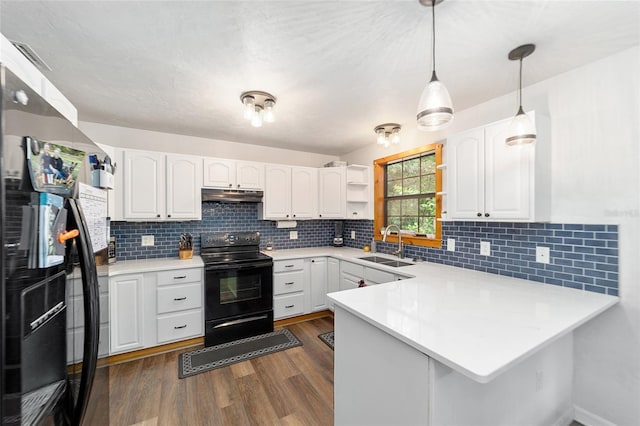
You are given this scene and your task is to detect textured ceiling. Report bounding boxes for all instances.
[1,0,639,155]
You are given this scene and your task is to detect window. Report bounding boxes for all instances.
[373,143,442,248]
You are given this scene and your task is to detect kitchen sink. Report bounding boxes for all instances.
[358,256,413,268]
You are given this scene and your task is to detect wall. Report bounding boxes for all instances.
[342,46,640,426]
[111,202,341,260]
[80,121,338,167]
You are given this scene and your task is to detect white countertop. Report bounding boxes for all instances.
[108,256,203,276]
[327,260,618,383]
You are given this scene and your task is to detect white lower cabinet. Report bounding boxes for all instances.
[309,257,328,311]
[273,259,307,319]
[66,273,110,363]
[109,266,203,355]
[109,273,145,354]
[340,261,364,290]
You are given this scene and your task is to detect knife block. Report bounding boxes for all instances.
[178,249,193,260]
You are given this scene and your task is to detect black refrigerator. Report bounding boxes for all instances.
[1,66,110,425]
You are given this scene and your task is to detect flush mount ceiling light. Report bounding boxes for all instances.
[506,44,536,145]
[240,90,276,128]
[374,123,401,148]
[416,0,453,132]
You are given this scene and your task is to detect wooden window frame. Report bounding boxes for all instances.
[373,143,443,248]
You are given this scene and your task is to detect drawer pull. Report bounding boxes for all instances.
[174,324,187,329]
[173,275,187,279]
[174,297,187,301]
[285,304,295,309]
[284,264,295,268]
[284,282,295,285]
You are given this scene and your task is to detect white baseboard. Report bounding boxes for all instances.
[552,406,576,426]
[574,405,617,426]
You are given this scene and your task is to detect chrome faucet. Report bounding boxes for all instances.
[382,224,404,259]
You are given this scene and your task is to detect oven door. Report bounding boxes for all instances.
[205,260,273,321]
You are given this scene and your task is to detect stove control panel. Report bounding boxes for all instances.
[201,231,261,248]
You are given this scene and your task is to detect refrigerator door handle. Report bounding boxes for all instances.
[66,198,100,426]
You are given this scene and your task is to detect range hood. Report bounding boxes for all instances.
[202,188,264,203]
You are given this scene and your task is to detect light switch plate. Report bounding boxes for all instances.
[536,246,550,264]
[351,231,356,239]
[289,231,298,240]
[141,235,154,246]
[447,238,456,252]
[480,241,490,256]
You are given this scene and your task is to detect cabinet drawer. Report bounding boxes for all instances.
[157,268,201,286]
[365,268,395,285]
[340,261,364,278]
[274,270,305,295]
[157,310,203,344]
[274,293,304,318]
[157,283,202,314]
[274,259,304,273]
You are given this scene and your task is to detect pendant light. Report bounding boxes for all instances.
[506,44,536,145]
[416,0,453,131]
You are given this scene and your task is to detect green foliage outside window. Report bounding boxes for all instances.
[385,153,437,236]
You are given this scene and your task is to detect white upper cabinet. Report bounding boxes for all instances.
[203,158,264,190]
[1,34,78,125]
[166,155,202,220]
[203,158,235,189]
[446,112,550,222]
[124,150,165,220]
[318,167,346,219]
[263,164,293,219]
[120,149,202,221]
[291,166,318,219]
[236,161,264,190]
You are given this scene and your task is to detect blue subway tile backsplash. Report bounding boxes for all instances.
[343,220,619,296]
[112,204,618,296]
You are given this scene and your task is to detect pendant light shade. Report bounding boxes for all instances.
[417,0,453,131]
[506,44,536,145]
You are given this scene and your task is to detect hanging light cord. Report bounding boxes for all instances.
[431,0,436,74]
[518,57,523,109]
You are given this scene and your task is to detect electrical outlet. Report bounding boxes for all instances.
[141,235,154,246]
[351,231,356,239]
[289,231,298,240]
[480,241,491,256]
[447,238,456,252]
[536,246,550,264]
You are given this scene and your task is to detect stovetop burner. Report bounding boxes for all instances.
[200,231,272,266]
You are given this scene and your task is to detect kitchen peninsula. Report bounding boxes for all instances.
[326,259,618,426]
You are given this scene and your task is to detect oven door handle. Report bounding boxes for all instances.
[213,314,270,329]
[206,261,272,272]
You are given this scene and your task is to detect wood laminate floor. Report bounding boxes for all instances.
[89,316,335,426]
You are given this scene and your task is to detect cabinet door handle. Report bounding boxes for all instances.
[237,184,241,189]
[293,214,296,218]
[173,275,187,279]
[477,212,482,217]
[157,214,161,218]
[228,183,232,187]
[485,213,490,217]
[284,264,294,268]
[285,304,295,309]
[284,282,294,285]
[311,260,315,263]
[174,324,187,329]
[174,297,187,301]
[168,214,171,218]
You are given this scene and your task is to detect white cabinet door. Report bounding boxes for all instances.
[110,274,144,354]
[310,258,328,311]
[447,127,485,220]
[318,167,346,219]
[484,119,533,220]
[236,161,264,190]
[123,150,165,220]
[291,166,318,219]
[166,155,202,220]
[203,158,235,188]
[327,258,340,294]
[264,165,292,219]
